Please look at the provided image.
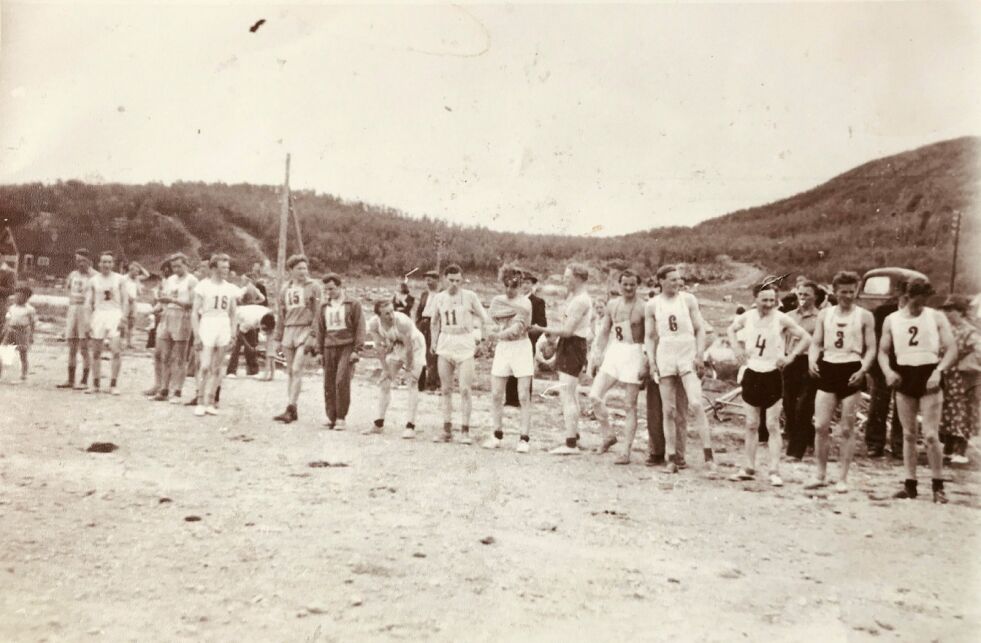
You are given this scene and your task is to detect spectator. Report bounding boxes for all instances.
[0,285,36,382]
[393,281,415,317]
[784,281,820,460]
[123,261,146,349]
[505,271,546,407]
[248,262,269,301]
[414,270,441,391]
[865,279,908,458]
[940,296,981,464]
[0,261,15,336]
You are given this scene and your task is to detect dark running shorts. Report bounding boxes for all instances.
[817,360,865,398]
[741,368,783,410]
[895,363,939,399]
[555,336,588,377]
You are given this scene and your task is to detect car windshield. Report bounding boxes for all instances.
[862,275,892,296]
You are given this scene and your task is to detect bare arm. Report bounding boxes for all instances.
[227,295,237,338]
[857,309,878,375]
[430,298,442,355]
[644,304,658,375]
[931,312,959,389]
[536,296,589,338]
[688,294,708,368]
[808,309,827,377]
[591,301,614,362]
[779,315,810,366]
[727,314,747,363]
[877,318,898,385]
[470,292,492,336]
[191,290,203,345]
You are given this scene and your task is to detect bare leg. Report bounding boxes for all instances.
[812,390,837,482]
[837,392,862,482]
[680,371,713,453]
[558,372,580,441]
[90,340,103,387]
[406,370,420,425]
[766,401,784,476]
[589,372,617,448]
[110,337,122,382]
[491,376,507,432]
[377,371,393,422]
[896,393,920,480]
[438,356,456,427]
[197,345,214,407]
[517,375,532,437]
[920,390,944,479]
[615,384,641,464]
[459,358,475,427]
[659,377,683,459]
[743,405,761,471]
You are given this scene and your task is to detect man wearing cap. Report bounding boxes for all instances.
[415,269,442,391]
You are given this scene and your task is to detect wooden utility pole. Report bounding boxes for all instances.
[289,193,305,257]
[275,154,291,302]
[435,231,444,274]
[949,209,961,293]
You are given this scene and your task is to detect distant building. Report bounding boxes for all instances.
[0,225,91,278]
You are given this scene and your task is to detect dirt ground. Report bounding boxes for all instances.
[1,337,979,643]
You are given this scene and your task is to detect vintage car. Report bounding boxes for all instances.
[856,267,929,313]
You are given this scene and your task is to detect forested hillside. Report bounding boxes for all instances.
[0,136,976,290]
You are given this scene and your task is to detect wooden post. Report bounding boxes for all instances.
[435,231,444,274]
[949,209,961,293]
[289,194,305,257]
[275,154,291,305]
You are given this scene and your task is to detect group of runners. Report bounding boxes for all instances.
[50,249,958,504]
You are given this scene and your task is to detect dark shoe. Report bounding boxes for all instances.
[894,480,918,499]
[153,392,169,402]
[867,446,885,458]
[184,397,199,407]
[56,382,75,389]
[677,458,688,470]
[645,453,665,467]
[273,405,298,424]
[933,489,949,504]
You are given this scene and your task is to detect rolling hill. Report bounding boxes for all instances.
[1,136,977,291]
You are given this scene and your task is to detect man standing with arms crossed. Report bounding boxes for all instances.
[57,249,95,390]
[879,277,957,503]
[314,272,365,430]
[415,269,441,392]
[85,252,129,395]
[191,254,239,417]
[365,299,424,439]
[805,271,877,493]
[430,264,491,444]
[590,270,646,464]
[647,264,718,474]
[152,254,198,403]
[272,254,322,425]
[532,263,593,455]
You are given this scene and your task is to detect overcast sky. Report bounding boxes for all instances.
[1,1,978,236]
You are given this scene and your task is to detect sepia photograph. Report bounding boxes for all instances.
[0,1,979,640]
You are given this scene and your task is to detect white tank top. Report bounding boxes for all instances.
[822,305,864,364]
[373,312,424,352]
[164,273,198,311]
[611,298,644,345]
[90,272,124,313]
[743,309,786,373]
[196,279,238,319]
[67,270,92,305]
[435,290,479,335]
[889,308,941,366]
[652,294,695,347]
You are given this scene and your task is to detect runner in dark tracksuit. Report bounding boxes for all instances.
[314,273,366,430]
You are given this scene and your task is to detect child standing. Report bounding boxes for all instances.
[2,286,36,382]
